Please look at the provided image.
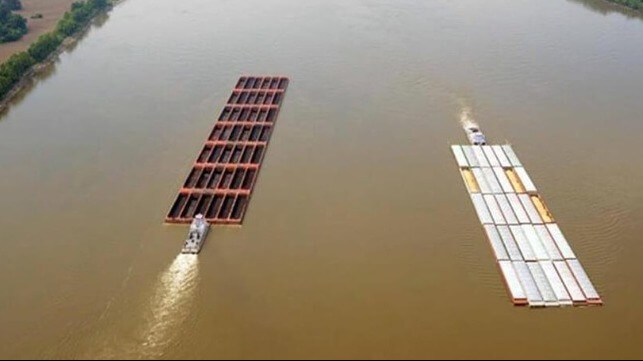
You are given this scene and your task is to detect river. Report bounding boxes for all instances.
[0,0,642,358]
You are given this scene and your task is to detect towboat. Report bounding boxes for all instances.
[465,124,487,145]
[181,214,209,254]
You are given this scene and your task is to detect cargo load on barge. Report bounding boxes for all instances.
[450,125,601,307]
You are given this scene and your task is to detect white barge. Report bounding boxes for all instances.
[451,143,602,307]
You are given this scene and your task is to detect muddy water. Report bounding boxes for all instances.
[0,0,642,358]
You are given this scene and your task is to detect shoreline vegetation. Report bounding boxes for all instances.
[0,0,113,113]
[605,0,643,10]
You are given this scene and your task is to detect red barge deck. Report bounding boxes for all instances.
[166,75,289,225]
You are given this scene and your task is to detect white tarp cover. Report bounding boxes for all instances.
[513,261,544,306]
[535,225,563,261]
[495,194,519,225]
[546,224,576,260]
[463,146,480,168]
[484,195,507,225]
[483,146,501,167]
[515,167,537,193]
[519,194,543,224]
[482,167,503,194]
[540,261,572,306]
[471,194,493,224]
[568,260,600,300]
[473,146,490,167]
[493,167,514,193]
[506,193,530,224]
[492,145,512,168]
[502,145,522,167]
[521,224,550,261]
[472,168,492,194]
[451,145,469,168]
[484,225,510,261]
[497,225,523,261]
[554,261,586,303]
[509,225,537,262]
[499,261,527,302]
[528,262,559,306]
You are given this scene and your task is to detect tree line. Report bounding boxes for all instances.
[0,0,27,43]
[0,0,109,99]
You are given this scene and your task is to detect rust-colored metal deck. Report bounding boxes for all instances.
[166,76,289,224]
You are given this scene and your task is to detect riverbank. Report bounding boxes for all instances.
[0,0,116,114]
[0,0,76,63]
[604,0,642,11]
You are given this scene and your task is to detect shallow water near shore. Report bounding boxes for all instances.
[0,0,642,358]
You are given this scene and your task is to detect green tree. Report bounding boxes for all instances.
[0,3,27,43]
[0,51,34,96]
[0,0,22,11]
[55,0,110,37]
[28,33,63,62]
[0,52,34,81]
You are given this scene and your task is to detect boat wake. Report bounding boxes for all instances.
[458,104,487,145]
[138,254,200,357]
[459,105,480,132]
[86,254,200,359]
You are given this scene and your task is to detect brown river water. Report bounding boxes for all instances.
[0,0,642,358]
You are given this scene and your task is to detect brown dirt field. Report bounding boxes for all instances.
[0,0,76,63]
